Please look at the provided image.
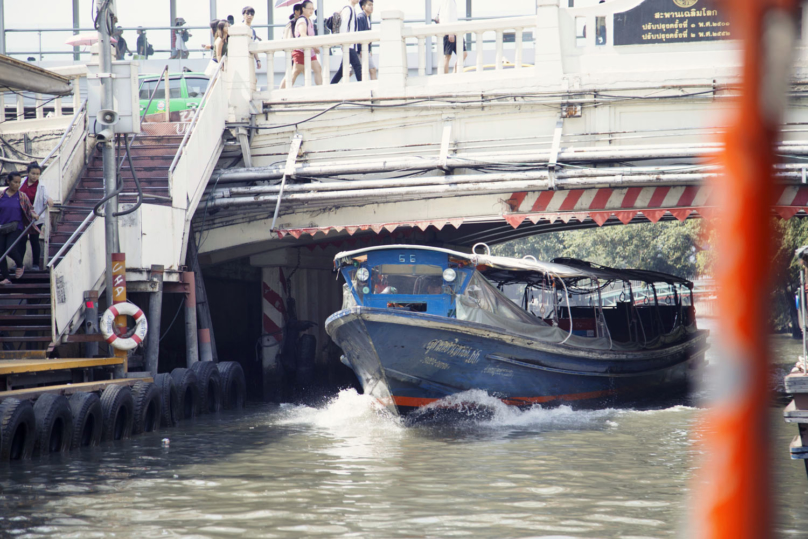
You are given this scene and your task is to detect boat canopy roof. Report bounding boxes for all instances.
[334,245,692,287]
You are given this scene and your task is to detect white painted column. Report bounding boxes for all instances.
[224,25,255,123]
[378,11,407,95]
[535,0,564,82]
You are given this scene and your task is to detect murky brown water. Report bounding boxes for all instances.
[1,320,807,538]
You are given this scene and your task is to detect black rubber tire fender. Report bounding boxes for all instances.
[170,368,199,421]
[131,382,161,435]
[190,361,221,414]
[32,394,73,456]
[68,392,103,449]
[0,398,35,460]
[100,385,135,441]
[218,361,247,410]
[154,373,180,428]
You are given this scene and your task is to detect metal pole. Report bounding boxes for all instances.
[317,0,324,36]
[98,1,119,311]
[111,253,128,373]
[268,0,274,40]
[210,0,217,21]
[0,0,5,56]
[73,0,80,61]
[170,0,177,30]
[187,237,218,361]
[145,265,164,376]
[466,0,472,51]
[425,0,432,75]
[801,267,808,373]
[183,271,199,367]
[83,290,99,358]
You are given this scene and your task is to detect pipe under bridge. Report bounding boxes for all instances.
[190,1,808,264]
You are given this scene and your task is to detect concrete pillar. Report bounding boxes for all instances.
[72,0,80,61]
[183,271,199,367]
[261,267,285,402]
[145,265,164,376]
[224,24,255,123]
[378,11,407,95]
[535,0,564,81]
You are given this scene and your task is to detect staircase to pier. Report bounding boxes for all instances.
[48,134,183,260]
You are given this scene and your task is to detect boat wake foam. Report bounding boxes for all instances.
[406,389,619,431]
[275,388,405,432]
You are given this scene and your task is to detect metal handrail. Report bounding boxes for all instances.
[168,59,223,175]
[40,99,87,169]
[46,210,94,268]
[140,65,170,124]
[0,220,36,265]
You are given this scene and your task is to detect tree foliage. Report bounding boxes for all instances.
[493,217,808,333]
[493,220,704,279]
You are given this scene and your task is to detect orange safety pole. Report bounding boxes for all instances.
[694,0,798,537]
[111,253,128,370]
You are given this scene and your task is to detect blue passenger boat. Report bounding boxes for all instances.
[325,245,709,416]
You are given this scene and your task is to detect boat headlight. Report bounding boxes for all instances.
[356,268,370,282]
[443,268,457,283]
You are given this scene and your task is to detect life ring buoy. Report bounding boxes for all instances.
[100,303,148,351]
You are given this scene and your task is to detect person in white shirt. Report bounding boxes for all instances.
[435,0,467,74]
[242,6,262,70]
[330,0,363,84]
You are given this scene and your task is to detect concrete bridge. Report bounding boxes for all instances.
[7,0,808,400]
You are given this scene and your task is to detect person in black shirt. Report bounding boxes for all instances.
[136,27,150,59]
[114,26,132,60]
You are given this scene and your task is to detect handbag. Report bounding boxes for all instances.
[0,222,19,235]
[204,58,219,78]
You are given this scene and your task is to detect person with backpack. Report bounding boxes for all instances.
[279,4,303,89]
[328,0,362,84]
[289,1,323,86]
[136,27,152,59]
[170,17,191,59]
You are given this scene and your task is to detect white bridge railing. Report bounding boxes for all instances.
[246,10,547,101]
[257,30,381,87]
[403,16,537,78]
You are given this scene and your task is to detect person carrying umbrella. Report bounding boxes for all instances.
[170,17,191,59]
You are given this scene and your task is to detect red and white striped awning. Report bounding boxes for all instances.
[274,185,808,239]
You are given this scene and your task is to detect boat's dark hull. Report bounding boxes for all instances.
[326,307,709,416]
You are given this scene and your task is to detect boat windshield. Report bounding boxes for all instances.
[372,264,445,295]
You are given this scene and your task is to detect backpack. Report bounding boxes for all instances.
[147,43,154,56]
[293,16,309,38]
[325,5,353,34]
[181,30,189,43]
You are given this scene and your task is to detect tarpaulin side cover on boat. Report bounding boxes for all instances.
[455,271,692,352]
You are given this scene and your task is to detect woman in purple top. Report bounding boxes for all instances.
[0,172,38,284]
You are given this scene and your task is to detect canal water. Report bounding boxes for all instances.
[1,320,807,538]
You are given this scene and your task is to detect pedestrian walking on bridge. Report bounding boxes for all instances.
[435,0,467,74]
[330,0,362,84]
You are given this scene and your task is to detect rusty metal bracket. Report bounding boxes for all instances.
[271,133,304,231]
[548,116,564,191]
